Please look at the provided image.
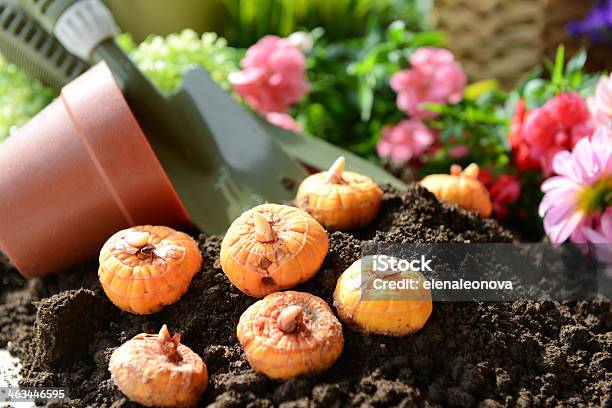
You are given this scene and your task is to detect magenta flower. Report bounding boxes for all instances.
[588,74,612,127]
[265,112,302,132]
[376,119,435,163]
[539,125,612,243]
[390,47,467,119]
[229,35,309,113]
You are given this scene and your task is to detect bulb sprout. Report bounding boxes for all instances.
[253,212,275,242]
[324,156,346,184]
[277,305,303,333]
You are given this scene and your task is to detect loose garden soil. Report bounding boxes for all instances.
[1,184,610,407]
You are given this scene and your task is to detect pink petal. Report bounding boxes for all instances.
[583,227,607,243]
[265,112,302,132]
[396,92,419,116]
[572,136,597,183]
[600,209,612,239]
[228,67,266,85]
[544,205,585,244]
[591,125,612,172]
[538,184,580,217]
[541,176,580,193]
[377,141,393,157]
[390,71,412,92]
[242,35,283,68]
[392,145,414,162]
[552,151,579,181]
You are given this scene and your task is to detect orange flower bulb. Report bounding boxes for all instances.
[296,156,383,230]
[420,163,492,217]
[220,204,328,297]
[237,291,344,380]
[99,225,202,314]
[334,257,432,336]
[109,325,208,407]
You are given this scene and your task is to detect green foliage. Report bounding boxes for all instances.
[422,46,602,180]
[219,0,430,46]
[423,89,511,175]
[510,45,602,110]
[0,56,57,141]
[118,29,240,93]
[490,46,601,239]
[293,23,444,159]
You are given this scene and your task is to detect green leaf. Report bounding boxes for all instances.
[515,66,543,95]
[422,102,445,113]
[523,78,547,98]
[552,45,565,85]
[565,48,587,75]
[542,58,555,75]
[357,78,375,121]
[409,31,446,47]
[350,51,378,75]
[386,20,406,44]
[464,79,499,101]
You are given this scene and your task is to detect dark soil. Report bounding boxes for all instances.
[1,184,610,407]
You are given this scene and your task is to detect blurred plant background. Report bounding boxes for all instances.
[0,58,56,141]
[0,0,432,141]
[292,23,444,159]
[117,30,239,92]
[218,0,431,46]
[0,0,609,241]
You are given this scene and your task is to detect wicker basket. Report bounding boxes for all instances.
[433,0,598,88]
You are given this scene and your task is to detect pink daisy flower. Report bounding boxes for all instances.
[538,125,612,243]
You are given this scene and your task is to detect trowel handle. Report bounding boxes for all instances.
[18,0,142,85]
[0,0,89,89]
[18,0,117,61]
[18,0,175,144]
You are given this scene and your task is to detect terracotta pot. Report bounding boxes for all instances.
[0,62,189,278]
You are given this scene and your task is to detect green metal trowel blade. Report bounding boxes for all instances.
[261,119,406,190]
[154,67,308,235]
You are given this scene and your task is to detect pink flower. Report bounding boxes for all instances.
[588,74,612,127]
[582,209,612,275]
[448,145,469,159]
[583,208,612,243]
[229,35,309,113]
[265,112,302,132]
[377,119,435,163]
[538,125,612,243]
[390,47,466,119]
[510,93,593,175]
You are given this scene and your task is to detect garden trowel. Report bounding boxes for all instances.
[5,0,405,234]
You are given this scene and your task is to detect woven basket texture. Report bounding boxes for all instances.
[433,0,602,87]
